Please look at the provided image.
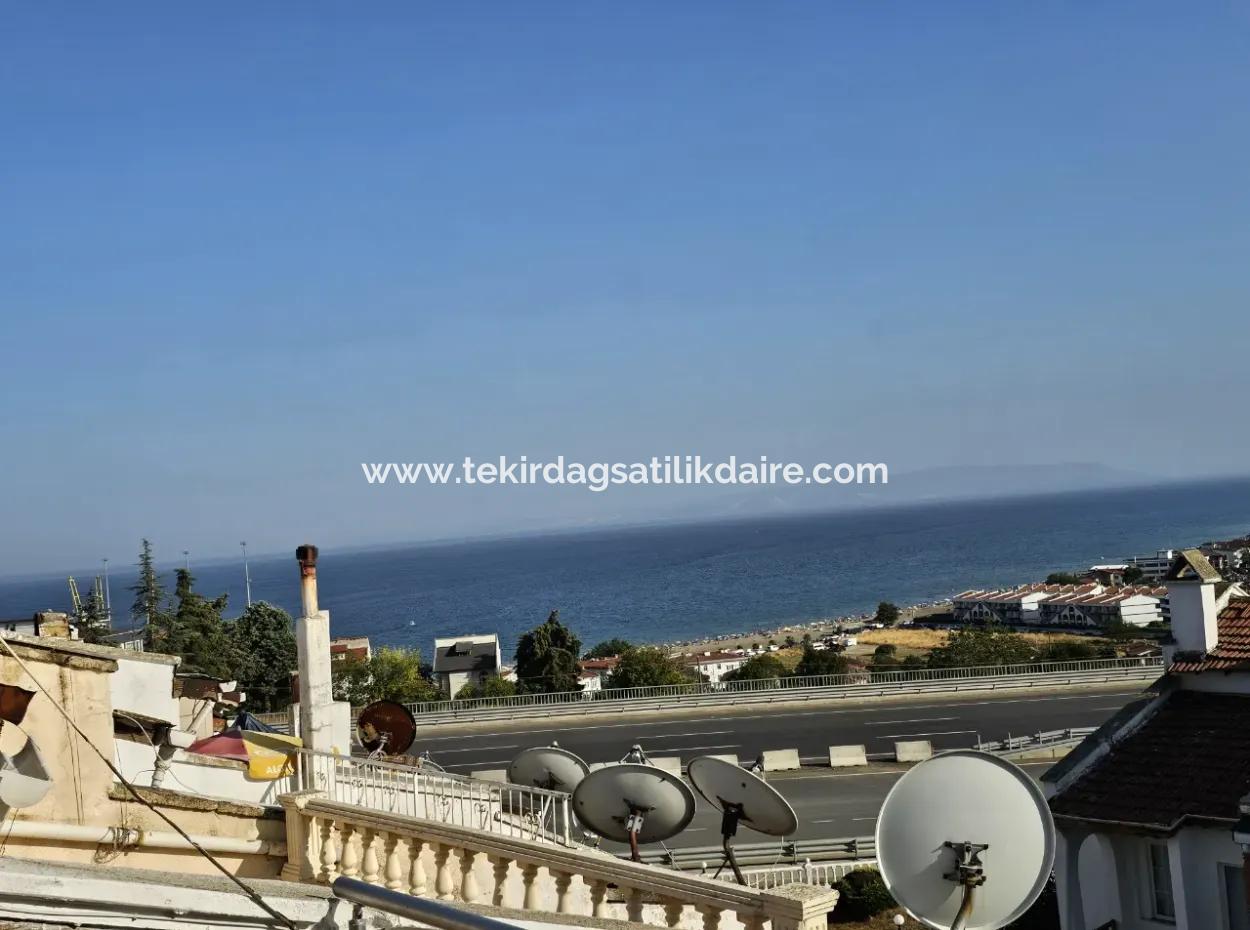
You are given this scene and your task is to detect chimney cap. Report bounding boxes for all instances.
[296,544,319,566]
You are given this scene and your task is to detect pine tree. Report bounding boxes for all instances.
[233,602,297,712]
[130,538,165,624]
[171,568,237,681]
[514,610,583,694]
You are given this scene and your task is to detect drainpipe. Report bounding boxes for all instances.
[1,820,284,856]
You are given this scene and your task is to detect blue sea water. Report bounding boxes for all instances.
[3,478,1249,658]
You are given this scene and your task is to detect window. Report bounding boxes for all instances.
[1147,842,1176,921]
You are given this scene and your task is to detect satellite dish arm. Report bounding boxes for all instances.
[951,885,977,930]
[944,841,988,930]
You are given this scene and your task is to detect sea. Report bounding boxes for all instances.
[3,477,1249,659]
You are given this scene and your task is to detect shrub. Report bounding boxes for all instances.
[833,868,895,921]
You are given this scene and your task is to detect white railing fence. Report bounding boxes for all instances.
[293,750,574,846]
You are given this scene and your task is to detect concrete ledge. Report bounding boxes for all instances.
[827,745,868,767]
[650,756,682,776]
[470,769,508,783]
[894,740,932,762]
[761,749,801,772]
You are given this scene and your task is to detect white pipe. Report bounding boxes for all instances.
[3,820,285,857]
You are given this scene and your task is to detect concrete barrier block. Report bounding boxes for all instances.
[894,740,933,763]
[761,749,801,772]
[827,744,869,767]
[650,756,683,776]
[705,753,739,767]
[471,768,508,783]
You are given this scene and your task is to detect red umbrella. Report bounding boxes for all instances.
[187,730,249,761]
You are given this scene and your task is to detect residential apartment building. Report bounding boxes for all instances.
[432,633,502,696]
[953,582,1165,629]
[1046,550,1250,930]
[677,649,749,684]
[1126,548,1178,582]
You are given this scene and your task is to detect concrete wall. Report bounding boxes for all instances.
[113,737,296,806]
[112,653,180,727]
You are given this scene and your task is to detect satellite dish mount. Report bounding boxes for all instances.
[943,841,989,930]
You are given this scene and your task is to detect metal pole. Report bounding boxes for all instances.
[183,550,190,571]
[101,558,111,625]
[334,877,522,930]
[241,541,252,607]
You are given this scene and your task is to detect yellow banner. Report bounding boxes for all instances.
[242,731,302,781]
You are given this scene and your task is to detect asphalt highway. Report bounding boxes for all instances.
[415,684,1144,849]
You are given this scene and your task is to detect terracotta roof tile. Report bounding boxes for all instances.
[1170,597,1250,673]
[1050,690,1250,832]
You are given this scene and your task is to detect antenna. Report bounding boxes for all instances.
[572,763,696,862]
[687,755,797,885]
[356,701,417,757]
[508,744,590,793]
[876,750,1055,930]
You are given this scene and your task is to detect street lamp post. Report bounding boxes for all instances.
[241,541,252,608]
[101,557,111,625]
[183,550,190,571]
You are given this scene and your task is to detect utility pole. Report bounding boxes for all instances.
[101,557,111,625]
[240,541,252,608]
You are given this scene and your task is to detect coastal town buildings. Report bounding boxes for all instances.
[577,655,618,692]
[1046,549,1250,930]
[677,650,750,684]
[1126,548,1178,582]
[431,633,502,696]
[952,582,1165,629]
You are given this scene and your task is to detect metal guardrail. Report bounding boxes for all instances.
[335,875,523,930]
[296,749,575,846]
[977,726,1097,753]
[402,657,1162,724]
[637,835,876,870]
[744,860,874,889]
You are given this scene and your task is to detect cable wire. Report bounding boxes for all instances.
[0,636,298,930]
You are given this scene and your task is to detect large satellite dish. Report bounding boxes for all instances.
[876,750,1056,930]
[0,685,51,810]
[572,763,696,861]
[688,755,798,884]
[357,701,417,756]
[509,744,589,793]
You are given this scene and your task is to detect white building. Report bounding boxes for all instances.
[1039,585,1167,629]
[678,650,749,684]
[432,634,502,697]
[1126,548,1178,582]
[952,583,1098,625]
[1046,549,1250,930]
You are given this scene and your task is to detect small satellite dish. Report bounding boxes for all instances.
[0,726,52,810]
[876,750,1055,930]
[356,701,417,756]
[687,755,798,884]
[572,763,696,861]
[509,744,589,793]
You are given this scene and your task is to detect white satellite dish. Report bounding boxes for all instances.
[687,754,798,884]
[0,727,53,810]
[508,744,589,793]
[572,763,696,861]
[876,750,1055,930]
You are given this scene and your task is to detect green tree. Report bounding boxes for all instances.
[232,602,297,712]
[585,638,632,659]
[171,568,237,681]
[515,610,583,693]
[131,538,166,624]
[833,869,894,922]
[927,625,1035,669]
[1045,572,1082,585]
[603,647,695,689]
[794,644,850,677]
[723,654,789,683]
[456,675,519,700]
[1122,566,1145,584]
[874,602,901,626]
[77,582,110,645]
[333,647,440,705]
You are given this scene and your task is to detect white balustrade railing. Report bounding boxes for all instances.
[294,750,574,846]
[281,794,839,930]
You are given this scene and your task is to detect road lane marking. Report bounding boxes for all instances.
[864,716,957,726]
[877,729,977,739]
[634,730,735,740]
[418,691,1143,741]
[429,744,518,754]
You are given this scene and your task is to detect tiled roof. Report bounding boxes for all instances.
[1050,689,1250,833]
[1171,597,1250,673]
[433,640,498,673]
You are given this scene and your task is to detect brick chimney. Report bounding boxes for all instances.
[1165,549,1221,657]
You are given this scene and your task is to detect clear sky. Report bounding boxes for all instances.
[2,2,1248,575]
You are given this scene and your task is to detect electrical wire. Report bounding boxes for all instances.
[0,636,298,930]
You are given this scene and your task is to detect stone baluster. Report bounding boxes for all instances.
[520,863,541,911]
[664,899,685,927]
[588,879,610,919]
[338,824,360,879]
[407,838,428,897]
[626,888,644,923]
[383,835,404,891]
[433,845,456,901]
[736,910,767,930]
[698,903,721,930]
[361,829,381,884]
[459,850,481,903]
[553,872,573,914]
[319,817,339,883]
[489,856,511,908]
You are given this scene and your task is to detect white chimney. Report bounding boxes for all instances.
[1165,549,1221,656]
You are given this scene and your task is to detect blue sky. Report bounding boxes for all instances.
[2,2,1248,575]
